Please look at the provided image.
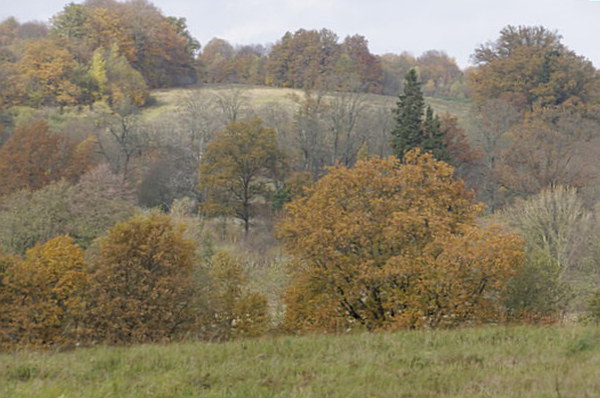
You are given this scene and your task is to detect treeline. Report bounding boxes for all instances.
[198,31,465,96]
[0,0,198,112]
[0,212,269,348]
[0,0,465,119]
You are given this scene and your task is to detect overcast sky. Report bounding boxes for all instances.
[2,0,599,69]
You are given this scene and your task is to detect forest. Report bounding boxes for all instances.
[2,0,600,351]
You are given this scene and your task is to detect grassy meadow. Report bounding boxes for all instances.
[2,325,600,397]
[146,84,473,127]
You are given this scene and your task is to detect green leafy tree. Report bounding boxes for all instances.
[199,118,286,233]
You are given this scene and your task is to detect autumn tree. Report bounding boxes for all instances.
[94,110,147,180]
[198,38,235,83]
[471,99,522,210]
[83,212,197,344]
[202,251,270,340]
[266,28,340,90]
[200,118,286,233]
[469,25,599,110]
[1,236,87,348]
[391,69,449,161]
[496,104,598,198]
[278,151,524,331]
[416,50,463,97]
[0,181,73,255]
[0,120,89,196]
[380,52,416,96]
[16,39,82,108]
[90,44,149,111]
[70,163,136,246]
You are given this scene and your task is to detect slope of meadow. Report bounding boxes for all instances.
[2,326,599,398]
[145,84,473,127]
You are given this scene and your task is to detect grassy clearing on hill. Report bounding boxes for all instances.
[146,84,473,128]
[2,325,599,397]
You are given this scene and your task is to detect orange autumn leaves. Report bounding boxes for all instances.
[278,150,524,332]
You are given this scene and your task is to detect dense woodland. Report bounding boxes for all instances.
[2,0,600,349]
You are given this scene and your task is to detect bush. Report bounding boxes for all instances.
[83,212,198,344]
[278,151,524,331]
[0,236,87,348]
[202,251,270,340]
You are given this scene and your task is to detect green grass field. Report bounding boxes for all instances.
[2,325,599,397]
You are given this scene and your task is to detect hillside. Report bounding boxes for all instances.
[2,326,599,397]
[146,84,473,129]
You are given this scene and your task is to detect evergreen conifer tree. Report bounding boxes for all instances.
[391,69,448,161]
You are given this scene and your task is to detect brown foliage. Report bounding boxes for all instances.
[469,26,599,110]
[203,251,270,340]
[278,151,524,332]
[0,120,90,196]
[83,212,197,344]
[0,236,87,348]
[200,118,286,233]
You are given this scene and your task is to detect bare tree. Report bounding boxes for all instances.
[212,85,250,125]
[326,91,368,166]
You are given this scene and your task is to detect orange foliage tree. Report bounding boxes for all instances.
[0,236,87,348]
[278,150,524,332]
[83,212,197,344]
[0,120,90,196]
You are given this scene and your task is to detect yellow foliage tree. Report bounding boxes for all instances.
[199,118,286,233]
[83,212,197,344]
[278,150,524,331]
[203,251,270,340]
[0,236,87,348]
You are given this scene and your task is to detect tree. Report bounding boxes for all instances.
[0,166,136,254]
[503,185,590,318]
[391,69,448,160]
[84,212,197,344]
[469,25,599,110]
[1,236,87,347]
[199,118,286,233]
[17,39,81,108]
[416,50,463,97]
[0,181,73,255]
[202,251,270,340]
[266,28,340,90]
[471,99,522,210]
[69,163,136,247]
[0,120,88,196]
[496,105,598,198]
[278,151,524,331]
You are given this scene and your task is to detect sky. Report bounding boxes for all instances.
[1,0,599,69]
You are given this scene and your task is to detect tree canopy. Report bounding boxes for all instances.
[469,25,599,109]
[278,151,524,331]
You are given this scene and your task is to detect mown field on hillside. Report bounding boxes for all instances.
[2,325,599,398]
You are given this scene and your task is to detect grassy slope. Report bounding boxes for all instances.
[145,84,473,128]
[2,326,600,397]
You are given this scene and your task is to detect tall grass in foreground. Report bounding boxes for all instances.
[2,325,599,397]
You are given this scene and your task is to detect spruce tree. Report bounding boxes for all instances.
[391,69,448,161]
[391,69,424,158]
[423,105,450,162]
